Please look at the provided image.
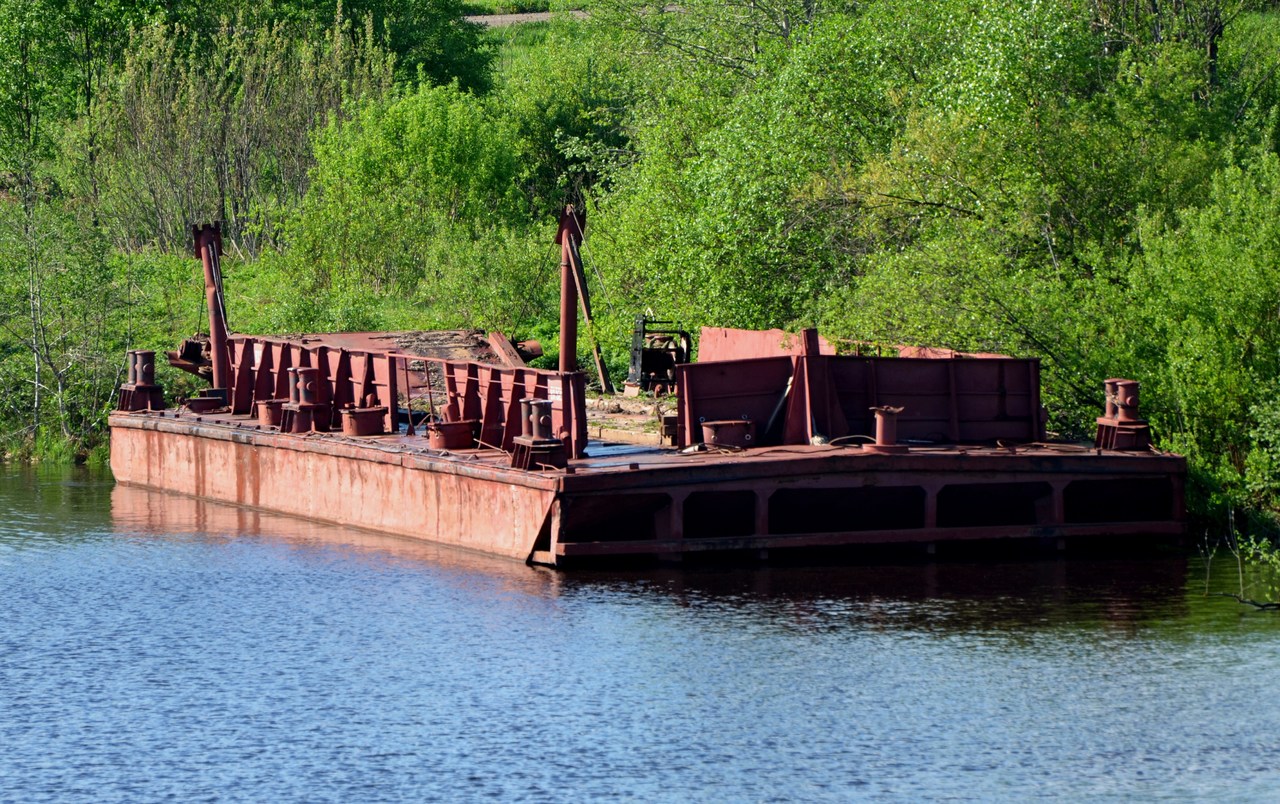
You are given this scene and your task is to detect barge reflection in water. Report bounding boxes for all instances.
[110,480,1194,621]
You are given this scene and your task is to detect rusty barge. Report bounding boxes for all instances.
[109,211,1187,567]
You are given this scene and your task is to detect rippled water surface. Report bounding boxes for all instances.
[3,467,1280,801]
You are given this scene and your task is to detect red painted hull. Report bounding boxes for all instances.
[110,410,1186,567]
[110,413,558,561]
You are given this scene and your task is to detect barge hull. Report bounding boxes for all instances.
[110,413,558,561]
[111,412,1185,567]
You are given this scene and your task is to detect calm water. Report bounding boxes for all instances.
[2,467,1280,802]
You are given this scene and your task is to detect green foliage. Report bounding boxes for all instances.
[91,14,395,254]
[587,0,858,86]
[0,0,61,167]
[0,196,130,459]
[1121,155,1280,508]
[0,0,127,185]
[588,13,867,331]
[234,227,559,336]
[283,83,522,284]
[491,20,633,214]
[363,0,492,90]
[159,0,493,91]
[271,82,559,332]
[815,22,1230,425]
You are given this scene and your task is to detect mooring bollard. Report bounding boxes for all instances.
[296,367,319,406]
[1114,380,1141,422]
[865,406,908,454]
[529,400,553,440]
[1095,378,1150,450]
[135,351,156,387]
[873,406,900,447]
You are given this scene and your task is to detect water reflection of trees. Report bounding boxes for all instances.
[558,559,1204,636]
[0,465,116,545]
[111,480,1280,637]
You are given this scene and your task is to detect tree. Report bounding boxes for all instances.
[493,22,635,216]
[94,14,395,254]
[264,82,557,335]
[159,0,493,91]
[1119,154,1280,508]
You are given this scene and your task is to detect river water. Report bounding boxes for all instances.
[2,466,1279,802]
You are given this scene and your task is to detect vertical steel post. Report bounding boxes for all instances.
[401,356,416,437]
[193,223,230,395]
[558,206,579,374]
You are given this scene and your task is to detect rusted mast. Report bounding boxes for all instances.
[558,206,580,373]
[556,205,616,393]
[193,223,230,402]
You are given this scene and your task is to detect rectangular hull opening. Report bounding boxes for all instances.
[768,487,926,535]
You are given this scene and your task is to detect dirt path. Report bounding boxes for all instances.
[466,10,586,26]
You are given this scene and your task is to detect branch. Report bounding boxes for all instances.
[862,191,984,219]
[1215,592,1280,611]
